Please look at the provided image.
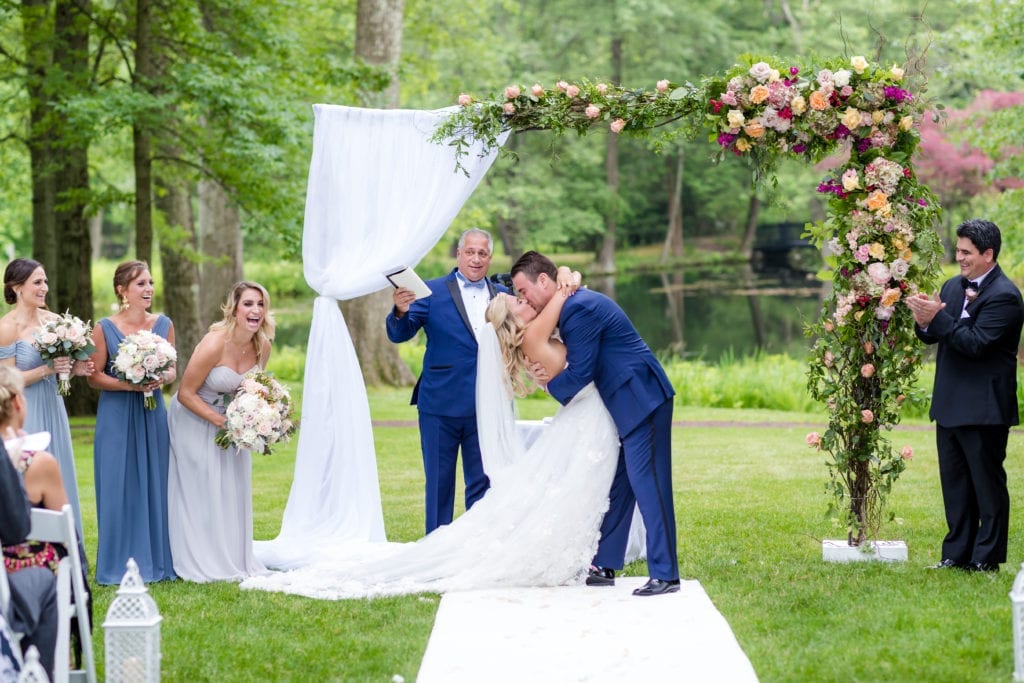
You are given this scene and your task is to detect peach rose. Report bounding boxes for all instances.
[565,84,580,98]
[596,83,609,94]
[841,107,862,130]
[556,80,569,92]
[457,93,472,106]
[791,95,807,115]
[861,409,874,423]
[656,79,670,93]
[504,85,521,99]
[806,432,822,448]
[865,190,890,212]
[503,102,516,114]
[735,138,751,152]
[743,121,765,138]
[863,341,874,354]
[750,85,769,104]
[823,320,835,332]
[531,83,544,97]
[900,446,913,460]
[585,104,601,119]
[861,363,875,378]
[809,90,830,111]
[610,118,626,133]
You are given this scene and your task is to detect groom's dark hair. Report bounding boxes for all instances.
[510,250,557,282]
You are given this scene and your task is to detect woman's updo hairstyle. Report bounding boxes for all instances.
[112,260,149,310]
[3,258,43,306]
[0,364,25,426]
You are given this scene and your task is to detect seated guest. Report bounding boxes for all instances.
[0,440,57,679]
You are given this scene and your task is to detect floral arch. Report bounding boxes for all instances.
[435,55,945,545]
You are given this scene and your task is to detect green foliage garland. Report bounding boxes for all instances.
[434,54,945,545]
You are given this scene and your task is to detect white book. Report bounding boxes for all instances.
[384,266,432,300]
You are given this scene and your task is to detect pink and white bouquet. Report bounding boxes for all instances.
[111,330,176,409]
[214,370,296,455]
[32,311,95,396]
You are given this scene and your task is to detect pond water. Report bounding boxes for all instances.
[272,266,828,361]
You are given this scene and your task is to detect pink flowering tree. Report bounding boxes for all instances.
[435,55,946,545]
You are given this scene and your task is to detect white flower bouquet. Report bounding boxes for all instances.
[111,329,176,409]
[32,311,96,396]
[214,370,296,455]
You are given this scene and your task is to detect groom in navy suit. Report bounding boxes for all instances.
[512,251,679,596]
[906,219,1024,573]
[387,229,508,533]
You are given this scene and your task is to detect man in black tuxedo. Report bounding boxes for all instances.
[906,219,1024,573]
[1,440,58,677]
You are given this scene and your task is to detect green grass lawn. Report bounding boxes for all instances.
[68,387,1024,682]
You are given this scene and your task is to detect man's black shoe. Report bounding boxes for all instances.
[632,578,681,596]
[968,561,1000,573]
[585,566,615,586]
[927,558,966,570]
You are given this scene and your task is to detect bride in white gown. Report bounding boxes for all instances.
[241,282,622,599]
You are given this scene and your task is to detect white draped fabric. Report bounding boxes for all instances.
[255,104,507,569]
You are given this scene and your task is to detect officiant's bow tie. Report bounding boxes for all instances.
[961,277,981,291]
[462,278,486,289]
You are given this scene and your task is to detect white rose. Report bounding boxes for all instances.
[833,70,852,88]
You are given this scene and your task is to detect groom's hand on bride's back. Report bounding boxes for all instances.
[527,358,550,387]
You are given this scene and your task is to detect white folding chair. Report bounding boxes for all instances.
[17,645,50,682]
[27,506,95,683]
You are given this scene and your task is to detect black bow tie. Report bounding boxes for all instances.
[961,277,980,291]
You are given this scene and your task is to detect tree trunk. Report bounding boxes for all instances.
[198,179,243,326]
[53,0,96,415]
[133,0,154,264]
[739,191,761,260]
[155,166,202,388]
[596,33,622,275]
[343,0,414,387]
[21,0,57,292]
[660,150,684,264]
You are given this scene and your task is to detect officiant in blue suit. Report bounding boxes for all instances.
[386,229,508,534]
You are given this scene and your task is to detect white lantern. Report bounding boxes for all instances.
[1010,562,1024,681]
[102,558,162,683]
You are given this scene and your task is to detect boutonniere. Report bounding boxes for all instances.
[965,287,979,304]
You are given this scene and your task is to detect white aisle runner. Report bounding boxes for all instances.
[417,578,759,682]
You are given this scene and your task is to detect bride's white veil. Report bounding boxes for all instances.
[475,322,525,487]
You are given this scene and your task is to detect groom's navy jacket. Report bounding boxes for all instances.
[386,269,506,418]
[546,288,674,434]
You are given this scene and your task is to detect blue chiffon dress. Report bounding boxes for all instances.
[93,315,176,585]
[0,340,85,545]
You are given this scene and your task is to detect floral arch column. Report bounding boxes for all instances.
[436,55,944,545]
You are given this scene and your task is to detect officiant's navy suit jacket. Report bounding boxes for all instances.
[386,268,506,417]
[546,288,674,435]
[915,264,1024,428]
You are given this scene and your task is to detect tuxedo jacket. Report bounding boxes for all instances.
[916,264,1024,428]
[386,268,506,418]
[547,288,675,437]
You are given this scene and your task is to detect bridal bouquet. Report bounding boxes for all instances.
[111,330,176,409]
[32,311,95,396]
[214,370,296,455]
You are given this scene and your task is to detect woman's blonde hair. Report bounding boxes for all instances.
[485,295,532,397]
[210,281,276,364]
[0,365,25,427]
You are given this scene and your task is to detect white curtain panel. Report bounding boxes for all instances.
[256,104,507,569]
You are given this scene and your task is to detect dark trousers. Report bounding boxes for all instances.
[8,566,58,679]
[593,398,679,580]
[418,412,490,534]
[936,424,1010,565]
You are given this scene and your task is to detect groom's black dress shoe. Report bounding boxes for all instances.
[967,561,1000,573]
[585,566,615,586]
[632,578,680,596]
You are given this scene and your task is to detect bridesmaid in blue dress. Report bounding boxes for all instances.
[0,258,94,546]
[87,261,177,585]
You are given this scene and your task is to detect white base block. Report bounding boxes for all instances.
[822,539,908,563]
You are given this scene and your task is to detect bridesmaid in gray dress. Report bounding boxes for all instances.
[167,281,275,582]
[0,258,94,545]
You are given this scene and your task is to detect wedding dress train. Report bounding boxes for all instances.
[240,323,620,599]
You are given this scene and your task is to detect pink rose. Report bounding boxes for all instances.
[556,80,569,92]
[806,432,822,448]
[504,85,521,99]
[585,104,601,119]
[861,410,874,424]
[457,93,472,106]
[863,341,874,354]
[531,83,544,97]
[596,83,608,94]
[823,320,834,332]
[610,118,626,133]
[503,102,516,114]
[656,79,670,93]
[900,446,914,460]
[566,84,580,98]
[860,363,875,378]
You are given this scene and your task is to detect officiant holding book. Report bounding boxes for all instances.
[386,228,507,533]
